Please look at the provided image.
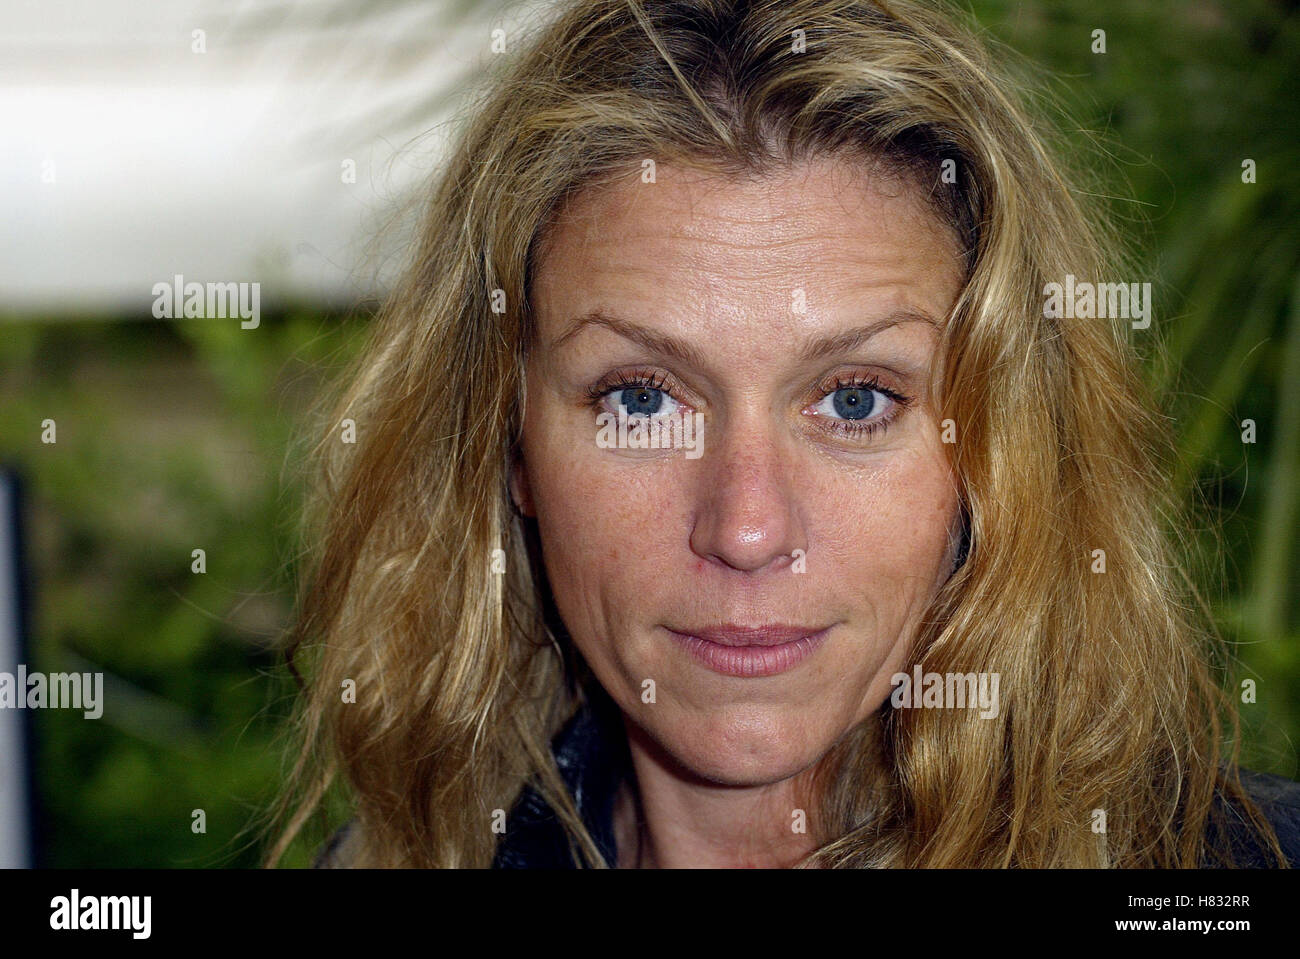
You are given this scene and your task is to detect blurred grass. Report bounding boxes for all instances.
[0,0,1296,867]
[0,313,367,866]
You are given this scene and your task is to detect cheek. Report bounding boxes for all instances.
[521,405,687,635]
[805,445,958,716]
[822,449,958,589]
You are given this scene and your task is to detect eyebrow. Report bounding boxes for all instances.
[550,308,940,367]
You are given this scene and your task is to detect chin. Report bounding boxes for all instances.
[641,703,832,787]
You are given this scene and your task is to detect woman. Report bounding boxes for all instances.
[268,0,1300,868]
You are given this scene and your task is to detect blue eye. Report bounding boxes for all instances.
[812,384,894,422]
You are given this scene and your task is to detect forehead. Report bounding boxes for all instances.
[531,154,965,347]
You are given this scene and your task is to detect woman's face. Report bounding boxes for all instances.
[515,154,965,787]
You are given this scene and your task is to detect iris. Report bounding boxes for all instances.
[832,387,875,420]
[620,387,663,416]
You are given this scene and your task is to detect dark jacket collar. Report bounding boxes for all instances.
[492,692,630,868]
[1206,766,1300,867]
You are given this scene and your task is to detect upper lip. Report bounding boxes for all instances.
[668,624,828,647]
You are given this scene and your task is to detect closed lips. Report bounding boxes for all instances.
[666,625,830,678]
[672,625,827,646]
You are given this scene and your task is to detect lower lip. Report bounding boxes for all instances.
[667,629,828,678]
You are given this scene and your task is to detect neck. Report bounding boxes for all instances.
[613,717,825,869]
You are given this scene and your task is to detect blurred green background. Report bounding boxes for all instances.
[1,0,1296,867]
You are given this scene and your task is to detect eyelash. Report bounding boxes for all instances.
[585,368,912,441]
[585,368,672,406]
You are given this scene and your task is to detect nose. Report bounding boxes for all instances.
[689,419,805,573]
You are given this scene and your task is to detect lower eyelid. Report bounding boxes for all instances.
[806,401,904,439]
[825,416,895,442]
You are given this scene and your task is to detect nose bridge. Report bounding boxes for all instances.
[690,409,803,572]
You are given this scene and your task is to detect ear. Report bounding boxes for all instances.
[508,445,536,517]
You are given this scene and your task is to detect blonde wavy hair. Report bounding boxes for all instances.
[266,0,1287,867]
